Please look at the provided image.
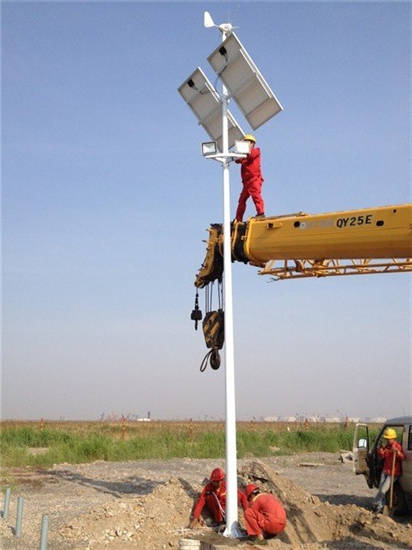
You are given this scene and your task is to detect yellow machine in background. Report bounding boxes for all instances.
[195,203,412,286]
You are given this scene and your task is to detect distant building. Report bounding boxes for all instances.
[368,417,387,424]
[262,415,369,424]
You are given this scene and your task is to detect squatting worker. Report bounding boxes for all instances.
[372,428,405,513]
[235,134,265,222]
[189,467,247,527]
[244,483,287,540]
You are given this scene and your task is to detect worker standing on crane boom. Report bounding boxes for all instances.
[235,134,265,222]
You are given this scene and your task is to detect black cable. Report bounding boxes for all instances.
[200,349,213,373]
[199,348,221,373]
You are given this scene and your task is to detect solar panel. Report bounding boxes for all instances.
[207,33,283,130]
[178,67,245,151]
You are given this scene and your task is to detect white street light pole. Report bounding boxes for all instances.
[220,28,242,539]
[180,11,282,538]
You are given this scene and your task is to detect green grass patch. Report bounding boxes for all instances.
[0,423,369,468]
[1,427,74,447]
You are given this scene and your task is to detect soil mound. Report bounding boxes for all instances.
[58,477,195,548]
[55,461,411,549]
[240,460,411,548]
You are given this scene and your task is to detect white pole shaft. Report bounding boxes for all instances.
[221,31,240,538]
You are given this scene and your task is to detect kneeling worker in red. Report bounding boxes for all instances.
[244,483,287,540]
[189,468,247,527]
[235,134,265,222]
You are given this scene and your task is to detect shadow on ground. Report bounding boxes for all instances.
[41,469,164,498]
[316,493,372,508]
[315,538,404,550]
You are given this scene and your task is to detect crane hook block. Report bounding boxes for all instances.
[202,310,224,350]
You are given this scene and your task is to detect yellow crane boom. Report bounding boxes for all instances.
[195,203,412,285]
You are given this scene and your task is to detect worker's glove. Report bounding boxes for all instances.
[189,518,204,529]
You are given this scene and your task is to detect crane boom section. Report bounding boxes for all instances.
[244,204,412,263]
[195,204,412,287]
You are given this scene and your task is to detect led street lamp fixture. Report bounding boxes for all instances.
[233,140,250,155]
[202,141,217,156]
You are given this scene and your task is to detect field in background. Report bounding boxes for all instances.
[0,420,378,470]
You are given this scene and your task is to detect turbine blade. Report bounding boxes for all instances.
[204,11,215,28]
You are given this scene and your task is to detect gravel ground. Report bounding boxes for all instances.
[0,453,410,549]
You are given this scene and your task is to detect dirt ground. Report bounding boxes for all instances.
[0,453,411,549]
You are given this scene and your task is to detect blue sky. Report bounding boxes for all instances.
[2,1,410,420]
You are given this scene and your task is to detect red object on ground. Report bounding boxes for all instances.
[235,147,264,221]
[377,440,405,476]
[192,480,247,521]
[244,493,287,537]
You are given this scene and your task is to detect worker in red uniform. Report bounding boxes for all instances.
[235,134,265,222]
[372,428,405,513]
[189,468,247,528]
[243,483,287,540]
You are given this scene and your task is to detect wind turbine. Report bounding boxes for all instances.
[204,10,235,34]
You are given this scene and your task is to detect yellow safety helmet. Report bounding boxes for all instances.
[243,134,256,143]
[383,428,397,440]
